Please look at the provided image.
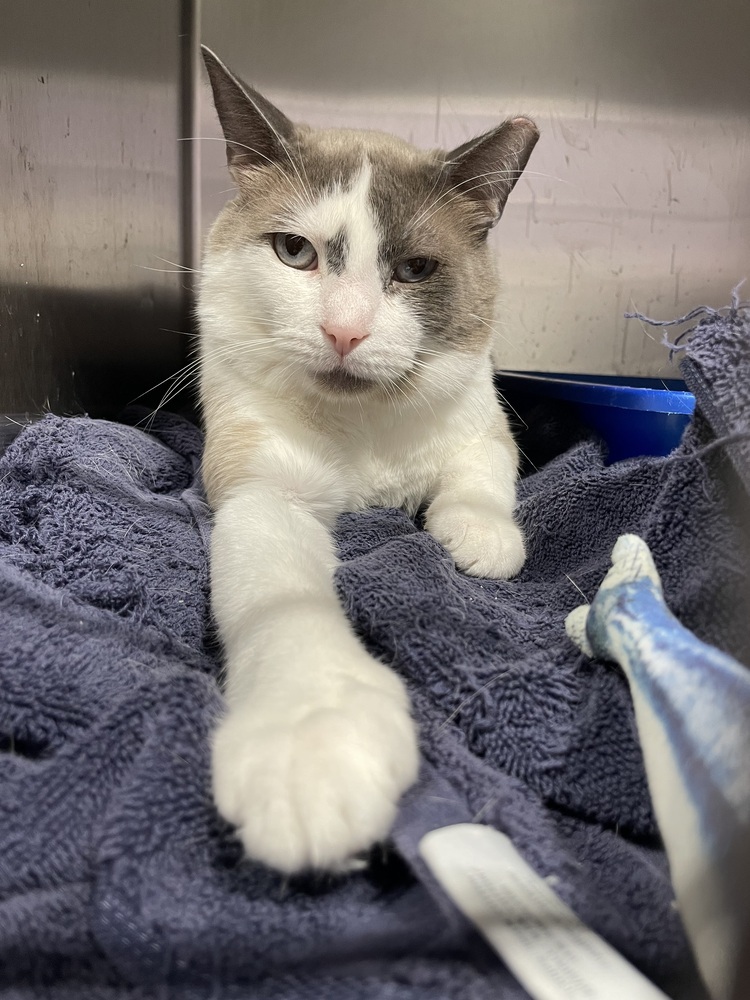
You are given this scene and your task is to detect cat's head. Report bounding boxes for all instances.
[199,46,538,403]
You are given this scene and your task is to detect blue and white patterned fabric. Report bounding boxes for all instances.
[567,534,750,1000]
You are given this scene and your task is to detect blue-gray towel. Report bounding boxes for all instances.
[1,303,747,999]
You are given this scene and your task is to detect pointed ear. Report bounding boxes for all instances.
[201,45,296,179]
[446,117,539,227]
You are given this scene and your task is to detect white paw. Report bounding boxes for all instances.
[425,498,525,579]
[211,662,419,874]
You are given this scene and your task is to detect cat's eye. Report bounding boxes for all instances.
[272,233,318,270]
[392,257,439,284]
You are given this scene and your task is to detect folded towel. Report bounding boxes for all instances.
[1,302,747,999]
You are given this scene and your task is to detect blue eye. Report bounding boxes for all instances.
[272,233,318,270]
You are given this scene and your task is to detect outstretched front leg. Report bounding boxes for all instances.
[207,441,419,874]
[425,419,525,580]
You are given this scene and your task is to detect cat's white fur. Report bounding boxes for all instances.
[199,50,534,873]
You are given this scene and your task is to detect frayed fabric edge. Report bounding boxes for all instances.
[625,279,749,362]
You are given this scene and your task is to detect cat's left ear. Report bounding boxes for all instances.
[445,117,539,228]
[201,45,296,181]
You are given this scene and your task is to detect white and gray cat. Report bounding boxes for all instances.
[198,46,538,874]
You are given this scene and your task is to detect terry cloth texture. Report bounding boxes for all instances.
[1,305,748,1000]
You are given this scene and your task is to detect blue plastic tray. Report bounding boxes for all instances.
[495,371,695,463]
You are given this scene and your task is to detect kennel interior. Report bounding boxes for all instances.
[1,2,749,998]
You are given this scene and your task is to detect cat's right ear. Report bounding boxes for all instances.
[201,45,296,180]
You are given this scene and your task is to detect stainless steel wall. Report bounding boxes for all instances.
[1,0,195,421]
[200,0,750,377]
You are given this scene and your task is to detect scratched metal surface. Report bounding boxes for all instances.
[200,0,750,378]
[0,0,192,419]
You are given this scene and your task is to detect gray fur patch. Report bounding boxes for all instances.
[324,230,348,275]
[365,155,495,353]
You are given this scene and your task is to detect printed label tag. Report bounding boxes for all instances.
[419,824,669,1000]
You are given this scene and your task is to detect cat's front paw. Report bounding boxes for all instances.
[211,665,419,874]
[426,498,525,579]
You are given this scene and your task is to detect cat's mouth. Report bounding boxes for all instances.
[312,360,422,398]
[313,369,380,394]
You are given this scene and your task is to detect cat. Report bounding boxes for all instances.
[198,45,538,874]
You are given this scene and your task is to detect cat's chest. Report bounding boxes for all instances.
[340,425,455,514]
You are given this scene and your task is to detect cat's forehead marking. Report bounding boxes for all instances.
[327,138,442,233]
[296,130,443,232]
[324,231,347,275]
[294,161,380,285]
[280,130,484,276]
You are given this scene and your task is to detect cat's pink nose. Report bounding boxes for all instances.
[322,325,369,358]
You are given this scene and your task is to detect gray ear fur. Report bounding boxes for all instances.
[201,45,296,177]
[446,117,539,226]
